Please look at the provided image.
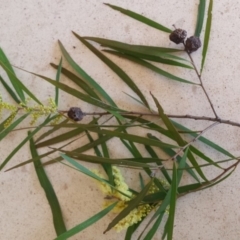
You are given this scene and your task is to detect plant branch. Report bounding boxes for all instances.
[185,46,219,119]
[61,111,240,128]
[168,122,219,161]
[150,122,219,177]
[178,160,240,198]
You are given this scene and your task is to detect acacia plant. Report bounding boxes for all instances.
[0,0,238,239]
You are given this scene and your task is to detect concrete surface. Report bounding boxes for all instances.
[0,0,240,239]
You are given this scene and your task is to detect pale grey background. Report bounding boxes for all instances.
[0,1,240,239]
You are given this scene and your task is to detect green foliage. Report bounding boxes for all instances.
[0,1,238,240]
[29,133,66,236]
[195,0,206,37]
[201,0,213,73]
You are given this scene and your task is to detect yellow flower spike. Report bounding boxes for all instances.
[114,204,153,232]
[4,111,18,128]
[50,114,62,125]
[92,166,156,231]
[158,178,170,189]
[20,97,58,125]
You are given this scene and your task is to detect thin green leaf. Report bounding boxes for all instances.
[103,46,187,62]
[0,76,21,104]
[143,191,166,203]
[29,133,66,235]
[0,113,29,141]
[0,116,10,133]
[61,154,132,198]
[31,72,124,115]
[5,149,57,172]
[124,115,217,179]
[151,93,184,144]
[123,92,145,107]
[36,126,85,148]
[35,119,69,143]
[166,163,178,240]
[201,0,213,73]
[139,173,145,190]
[38,120,150,168]
[125,221,142,240]
[55,202,118,240]
[117,121,165,191]
[86,129,114,185]
[177,148,188,185]
[148,134,200,184]
[84,37,181,53]
[178,182,203,193]
[190,145,221,169]
[94,118,114,185]
[0,115,55,171]
[104,179,153,233]
[58,40,117,107]
[199,168,235,191]
[73,32,150,108]
[61,150,160,167]
[147,134,199,183]
[138,189,171,239]
[145,144,171,184]
[0,64,42,105]
[124,115,171,138]
[55,57,62,106]
[36,119,145,149]
[172,120,235,158]
[143,212,164,240]
[104,49,193,70]
[84,37,185,59]
[85,127,177,149]
[85,131,103,157]
[104,3,172,33]
[151,93,207,181]
[50,63,100,100]
[43,133,116,167]
[104,50,195,84]
[0,48,25,101]
[61,153,110,179]
[195,0,206,37]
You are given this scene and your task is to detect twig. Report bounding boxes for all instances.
[168,122,219,161]
[68,111,240,128]
[150,122,219,177]
[178,160,240,198]
[184,45,219,119]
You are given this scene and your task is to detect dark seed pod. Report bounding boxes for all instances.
[185,36,201,53]
[169,29,187,44]
[67,107,85,121]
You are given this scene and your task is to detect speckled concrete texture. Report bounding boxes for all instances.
[1,1,240,239]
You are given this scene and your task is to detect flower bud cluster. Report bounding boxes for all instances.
[93,166,170,232]
[20,98,58,125]
[0,95,59,127]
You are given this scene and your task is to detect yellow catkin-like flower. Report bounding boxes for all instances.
[0,95,18,118]
[92,167,170,232]
[21,98,58,125]
[92,170,113,195]
[4,111,18,128]
[0,96,60,127]
[114,204,153,232]
[111,166,132,201]
[159,178,170,189]
[92,167,132,201]
[50,114,63,125]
